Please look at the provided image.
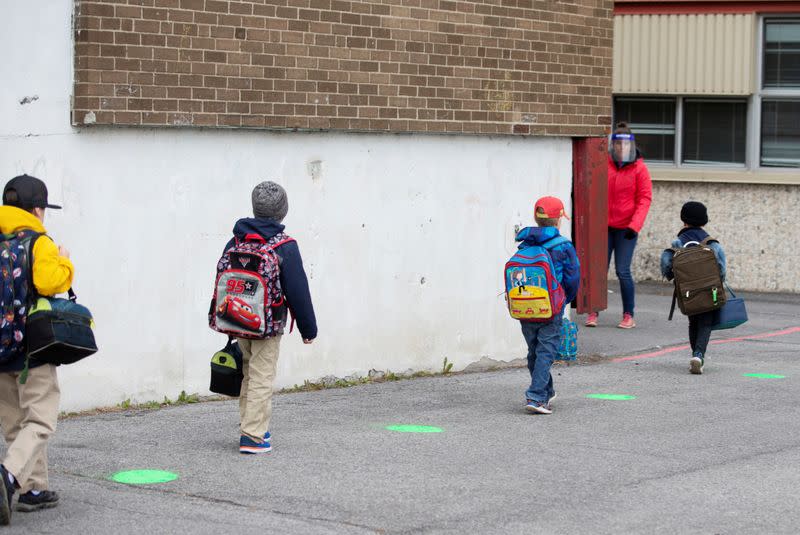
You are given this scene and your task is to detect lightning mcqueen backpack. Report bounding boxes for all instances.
[209,232,294,339]
[504,236,567,322]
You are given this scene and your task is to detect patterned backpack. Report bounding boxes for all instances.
[209,232,294,339]
[0,230,39,364]
[504,236,567,322]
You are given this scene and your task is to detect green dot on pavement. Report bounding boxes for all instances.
[585,393,637,401]
[385,425,443,433]
[109,470,179,485]
[742,373,786,379]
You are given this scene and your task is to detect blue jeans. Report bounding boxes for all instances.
[521,316,562,403]
[608,228,638,316]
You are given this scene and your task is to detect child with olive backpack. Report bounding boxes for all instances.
[660,201,727,375]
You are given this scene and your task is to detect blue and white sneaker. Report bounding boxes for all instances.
[239,435,272,454]
[525,400,553,415]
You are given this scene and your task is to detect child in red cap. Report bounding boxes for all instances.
[512,196,580,413]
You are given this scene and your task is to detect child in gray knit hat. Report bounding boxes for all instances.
[252,181,289,222]
[213,180,317,454]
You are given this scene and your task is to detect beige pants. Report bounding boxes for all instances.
[237,336,281,441]
[0,364,60,493]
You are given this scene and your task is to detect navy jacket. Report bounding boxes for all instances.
[223,218,317,340]
[660,227,727,282]
[515,226,581,305]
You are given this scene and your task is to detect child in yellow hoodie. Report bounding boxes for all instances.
[0,175,73,524]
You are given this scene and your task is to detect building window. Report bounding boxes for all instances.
[613,97,746,166]
[761,100,800,167]
[683,100,747,165]
[763,19,800,88]
[761,18,800,167]
[613,98,675,163]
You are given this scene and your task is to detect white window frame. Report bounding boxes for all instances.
[613,96,748,169]
[613,96,677,164]
[757,15,800,169]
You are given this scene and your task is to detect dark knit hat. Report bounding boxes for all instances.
[252,181,288,222]
[680,201,708,227]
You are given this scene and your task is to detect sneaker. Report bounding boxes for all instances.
[0,465,16,525]
[689,354,704,375]
[585,312,598,327]
[263,431,271,442]
[548,392,557,405]
[525,400,553,415]
[617,313,636,329]
[239,435,272,454]
[16,490,59,512]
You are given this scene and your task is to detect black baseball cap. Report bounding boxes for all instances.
[3,174,61,210]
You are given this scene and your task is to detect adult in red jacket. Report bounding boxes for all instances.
[586,122,652,329]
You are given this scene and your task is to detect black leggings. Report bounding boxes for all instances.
[689,311,715,356]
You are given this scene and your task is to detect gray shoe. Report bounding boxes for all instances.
[689,355,704,375]
[525,400,553,414]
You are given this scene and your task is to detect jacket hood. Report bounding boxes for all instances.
[672,227,708,247]
[232,217,285,241]
[676,226,710,246]
[515,226,560,245]
[0,205,46,235]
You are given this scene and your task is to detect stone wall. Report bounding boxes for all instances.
[625,181,800,293]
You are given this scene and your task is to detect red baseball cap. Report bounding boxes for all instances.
[534,196,569,220]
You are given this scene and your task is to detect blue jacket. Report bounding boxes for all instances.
[660,227,727,282]
[223,218,317,340]
[515,226,581,304]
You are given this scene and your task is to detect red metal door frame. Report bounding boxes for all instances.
[572,137,608,314]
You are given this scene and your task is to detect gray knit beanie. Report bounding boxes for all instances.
[252,181,288,222]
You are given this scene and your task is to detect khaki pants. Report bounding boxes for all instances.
[0,364,60,493]
[237,336,281,441]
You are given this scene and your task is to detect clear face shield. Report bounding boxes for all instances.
[609,133,636,164]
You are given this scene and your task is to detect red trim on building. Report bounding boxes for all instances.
[615,1,800,15]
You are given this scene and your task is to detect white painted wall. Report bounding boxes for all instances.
[1,1,574,411]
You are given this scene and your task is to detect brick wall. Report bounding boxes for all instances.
[72,0,613,136]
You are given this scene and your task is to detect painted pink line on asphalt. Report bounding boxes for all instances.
[610,326,800,363]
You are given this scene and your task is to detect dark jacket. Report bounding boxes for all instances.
[223,218,317,340]
[515,226,581,305]
[660,227,727,282]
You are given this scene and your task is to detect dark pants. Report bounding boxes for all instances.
[520,316,562,403]
[689,311,714,357]
[608,228,638,316]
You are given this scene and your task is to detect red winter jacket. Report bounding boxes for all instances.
[607,156,653,233]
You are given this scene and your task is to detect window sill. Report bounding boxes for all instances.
[650,167,800,185]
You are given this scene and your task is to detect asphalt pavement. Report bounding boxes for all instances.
[3,282,800,534]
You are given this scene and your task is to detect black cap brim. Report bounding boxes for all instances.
[45,203,62,209]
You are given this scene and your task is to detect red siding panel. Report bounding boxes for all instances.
[572,137,608,314]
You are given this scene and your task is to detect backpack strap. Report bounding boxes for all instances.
[700,236,718,246]
[668,289,677,321]
[25,232,43,299]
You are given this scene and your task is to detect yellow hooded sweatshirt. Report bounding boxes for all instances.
[0,205,74,296]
